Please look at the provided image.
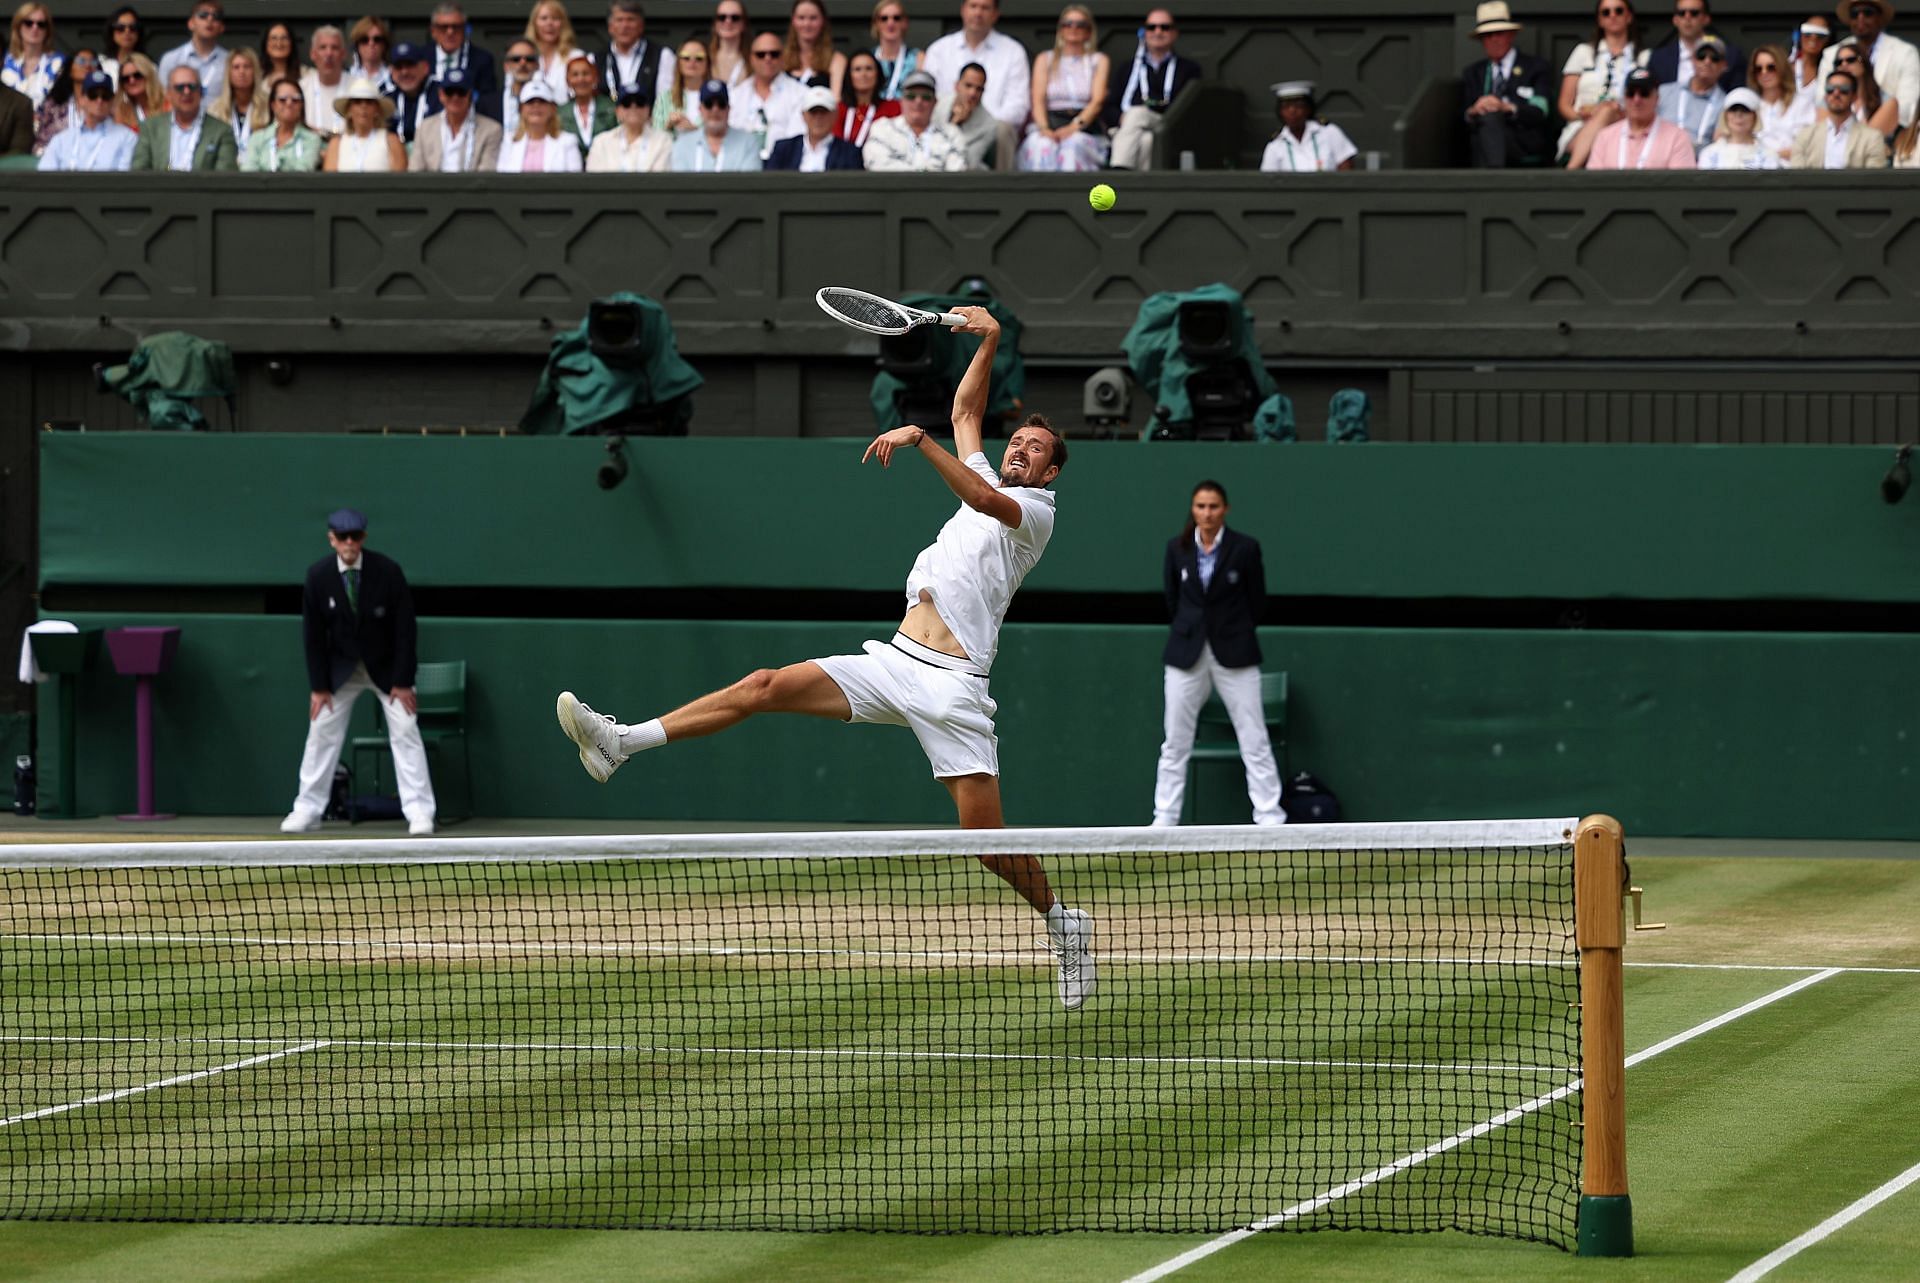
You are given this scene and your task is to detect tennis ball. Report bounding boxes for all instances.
[1089,183,1116,212]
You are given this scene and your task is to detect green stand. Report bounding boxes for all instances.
[28,629,101,820]
[1577,1194,1634,1257]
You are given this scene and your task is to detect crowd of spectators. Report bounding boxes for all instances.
[8,0,1920,172]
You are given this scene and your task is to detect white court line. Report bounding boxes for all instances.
[0,1036,1571,1075]
[0,1041,332,1128]
[1726,1158,1920,1283]
[1121,968,1846,1283]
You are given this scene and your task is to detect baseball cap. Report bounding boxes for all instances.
[1623,67,1657,94]
[390,41,428,64]
[1723,87,1762,113]
[81,68,115,97]
[437,66,475,95]
[326,508,368,534]
[615,77,654,106]
[1694,33,1727,59]
[698,77,730,107]
[801,84,836,113]
[899,69,937,94]
[519,75,559,104]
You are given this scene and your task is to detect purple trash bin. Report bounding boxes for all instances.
[105,626,181,822]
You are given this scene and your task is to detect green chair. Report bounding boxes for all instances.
[1182,670,1288,825]
[349,660,472,823]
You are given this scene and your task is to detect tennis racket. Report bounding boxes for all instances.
[814,286,968,336]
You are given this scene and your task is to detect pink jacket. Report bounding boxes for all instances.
[1587,118,1697,170]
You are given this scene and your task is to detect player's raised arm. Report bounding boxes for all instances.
[946,306,1000,463]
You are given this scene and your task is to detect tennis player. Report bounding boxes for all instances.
[556,306,1094,1008]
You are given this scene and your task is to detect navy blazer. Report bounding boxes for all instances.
[302,548,418,695]
[386,83,444,143]
[1460,50,1556,153]
[434,41,498,97]
[764,134,865,170]
[1647,37,1745,92]
[1162,527,1266,670]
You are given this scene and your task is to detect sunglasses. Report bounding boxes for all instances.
[191,9,221,20]
[1674,6,1704,15]
[431,21,464,31]
[877,12,905,21]
[1826,83,1856,94]
[358,34,387,44]
[1851,3,1880,14]
[680,52,707,60]
[170,82,202,93]
[1754,61,1778,71]
[752,48,781,58]
[333,530,366,542]
[716,11,745,20]
[19,16,47,28]
[83,88,113,100]
[1598,5,1629,15]
[124,70,145,81]
[112,19,139,30]
[505,53,536,62]
[1624,84,1655,96]
[901,89,933,100]
[1696,50,1723,61]
[1836,54,1862,65]
[272,94,303,104]
[1144,22,1175,30]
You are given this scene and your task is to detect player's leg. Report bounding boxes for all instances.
[1150,654,1214,825]
[1210,658,1285,826]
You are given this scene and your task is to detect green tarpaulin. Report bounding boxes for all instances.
[869,295,1026,433]
[520,293,703,436]
[100,332,235,431]
[1120,283,1275,435]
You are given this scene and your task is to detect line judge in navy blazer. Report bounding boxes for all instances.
[1151,480,1286,827]
[281,508,437,836]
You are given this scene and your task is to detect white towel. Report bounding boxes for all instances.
[18,620,79,684]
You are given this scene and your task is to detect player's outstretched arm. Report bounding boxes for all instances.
[946,305,1000,463]
[861,425,1021,527]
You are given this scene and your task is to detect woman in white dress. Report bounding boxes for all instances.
[1556,0,1648,169]
[208,46,269,152]
[708,0,751,86]
[323,75,407,170]
[498,75,583,171]
[587,83,671,170]
[1746,44,1812,164]
[656,39,709,134]
[1699,88,1779,169]
[3,2,66,108]
[100,5,145,89]
[525,0,584,87]
[1017,4,1109,171]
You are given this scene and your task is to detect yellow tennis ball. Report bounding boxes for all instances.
[1089,183,1116,212]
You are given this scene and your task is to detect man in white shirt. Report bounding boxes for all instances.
[730,30,804,157]
[301,26,349,134]
[922,0,1031,128]
[409,67,501,170]
[556,308,1096,1010]
[865,69,968,170]
[599,0,668,101]
[1819,0,1920,127]
[1790,67,1892,165]
[157,1,231,101]
[39,69,136,169]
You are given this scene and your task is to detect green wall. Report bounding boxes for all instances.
[37,612,1920,839]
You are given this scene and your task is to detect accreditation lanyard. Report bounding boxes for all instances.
[878,48,906,100]
[1616,123,1660,169]
[1121,48,1175,110]
[1281,125,1323,171]
[847,102,878,146]
[72,126,112,171]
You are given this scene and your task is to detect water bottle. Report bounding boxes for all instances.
[13,754,34,817]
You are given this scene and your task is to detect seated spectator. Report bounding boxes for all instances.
[1260,80,1356,171]
[657,40,710,132]
[1792,67,1891,164]
[34,46,98,154]
[385,43,439,147]
[1110,8,1200,170]
[1895,112,1920,164]
[38,67,135,168]
[709,0,751,86]
[863,66,964,167]
[491,40,540,131]
[112,52,159,129]
[768,81,863,165]
[260,21,301,89]
[560,49,613,159]
[1460,2,1553,169]
[346,15,395,95]
[1649,0,1742,92]
[207,45,266,151]
[1792,15,1833,91]
[499,73,581,168]
[103,6,146,91]
[411,66,498,169]
[430,4,497,95]
[324,75,406,169]
[835,48,899,146]
[734,28,805,156]
[924,0,1029,127]
[671,76,761,167]
[242,76,324,169]
[4,2,65,108]
[158,1,228,101]
[527,0,585,87]
[784,0,846,94]
[1748,43,1813,163]
[586,77,668,168]
[938,59,1001,168]
[1657,31,1727,150]
[871,0,921,99]
[1699,86,1777,166]
[1018,4,1108,171]
[0,78,27,152]
[1585,65,1695,166]
[1820,0,1918,128]
[1557,0,1649,169]
[301,26,350,133]
[131,64,239,169]
[1832,40,1899,135]
[600,1,667,102]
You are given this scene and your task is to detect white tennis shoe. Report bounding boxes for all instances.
[1043,907,1096,1010]
[556,691,628,783]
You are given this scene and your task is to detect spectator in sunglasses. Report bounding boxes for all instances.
[345,14,395,95]
[4,2,65,107]
[300,26,349,132]
[112,51,160,128]
[411,65,500,169]
[1791,66,1891,163]
[657,39,710,131]
[429,3,498,95]
[489,39,543,133]
[869,0,921,100]
[708,1,751,85]
[102,6,146,91]
[600,0,668,102]
[1583,64,1696,166]
[240,76,325,170]
[131,63,240,169]
[1649,0,1742,92]
[40,67,136,167]
[1556,0,1649,167]
[1018,4,1108,170]
[734,28,805,157]
[1109,8,1200,169]
[34,46,99,153]
[1825,33,1910,131]
[1656,30,1728,150]
[1818,0,1918,127]
[158,0,230,101]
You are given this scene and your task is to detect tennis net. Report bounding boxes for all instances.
[1,820,1583,1243]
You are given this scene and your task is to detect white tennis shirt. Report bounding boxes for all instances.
[902,452,1056,675]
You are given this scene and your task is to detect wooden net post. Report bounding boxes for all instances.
[1575,813,1632,1256]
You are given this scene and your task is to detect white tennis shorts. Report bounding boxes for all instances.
[811,635,1000,779]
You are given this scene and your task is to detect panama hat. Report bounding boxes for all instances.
[332,75,395,123]
[1474,2,1523,35]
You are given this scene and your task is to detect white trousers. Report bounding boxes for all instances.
[1152,643,1285,826]
[1109,105,1163,170]
[291,662,436,822]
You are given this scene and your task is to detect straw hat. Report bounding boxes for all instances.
[332,75,395,123]
[1838,0,1893,20]
[1473,2,1523,35]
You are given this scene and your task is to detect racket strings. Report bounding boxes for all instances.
[819,290,914,333]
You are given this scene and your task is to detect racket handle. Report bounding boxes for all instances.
[937,311,969,326]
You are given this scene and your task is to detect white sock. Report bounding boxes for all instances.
[616,718,667,754]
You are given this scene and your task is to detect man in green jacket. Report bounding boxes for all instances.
[130,65,239,170]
